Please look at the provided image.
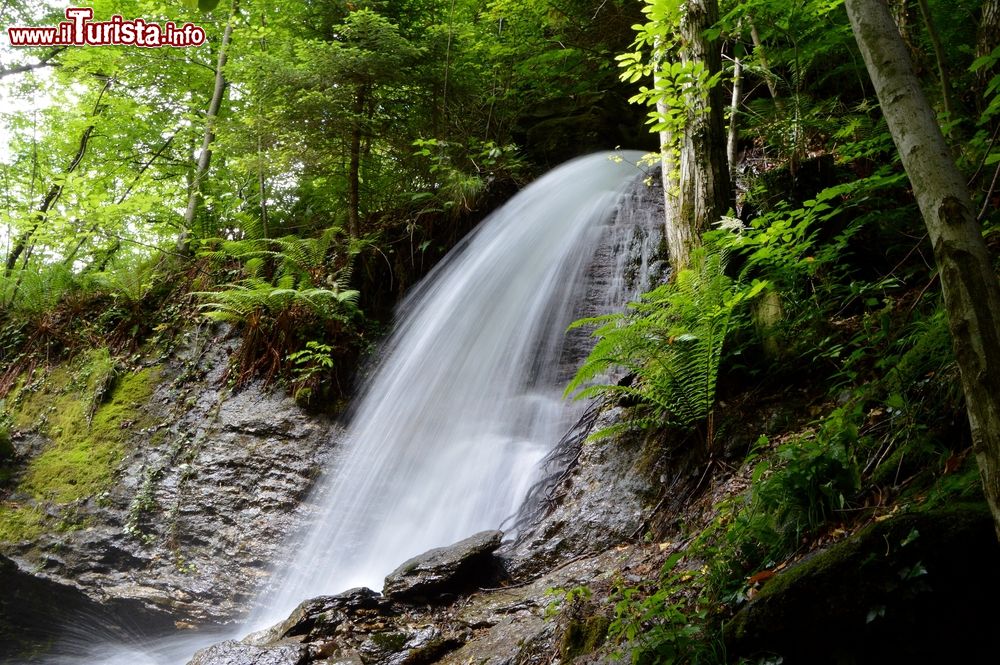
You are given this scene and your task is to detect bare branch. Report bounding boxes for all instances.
[0,47,66,80]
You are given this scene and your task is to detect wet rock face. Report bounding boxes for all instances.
[188,640,309,665]
[502,403,655,579]
[383,530,504,603]
[3,326,339,624]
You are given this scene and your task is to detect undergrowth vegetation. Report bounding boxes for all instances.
[556,0,998,661]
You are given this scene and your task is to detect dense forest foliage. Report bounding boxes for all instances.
[0,0,648,404]
[3,0,1000,662]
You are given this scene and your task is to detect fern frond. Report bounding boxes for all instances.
[566,247,764,439]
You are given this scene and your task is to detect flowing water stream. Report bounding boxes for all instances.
[41,150,658,665]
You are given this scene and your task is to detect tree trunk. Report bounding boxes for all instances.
[674,0,731,271]
[348,83,368,239]
[181,0,237,246]
[728,49,743,174]
[749,23,780,101]
[846,0,1000,539]
[891,0,923,66]
[914,0,953,119]
[978,0,1000,60]
[977,0,1000,89]
[654,40,682,259]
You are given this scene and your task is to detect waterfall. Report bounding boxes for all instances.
[39,150,658,664]
[253,150,651,622]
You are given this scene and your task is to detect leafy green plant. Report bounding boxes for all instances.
[195,223,361,389]
[608,553,724,665]
[0,264,79,318]
[752,405,863,548]
[287,341,335,404]
[567,248,765,448]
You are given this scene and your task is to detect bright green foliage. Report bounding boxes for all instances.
[196,224,360,327]
[286,341,335,404]
[567,249,765,445]
[617,0,723,164]
[0,0,640,397]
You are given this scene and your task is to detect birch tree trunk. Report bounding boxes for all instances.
[654,40,682,261]
[727,51,743,174]
[181,1,236,245]
[846,0,1000,539]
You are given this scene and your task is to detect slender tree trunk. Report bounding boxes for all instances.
[654,40,682,255]
[348,83,368,239]
[891,0,922,65]
[750,23,780,101]
[914,0,954,119]
[977,0,1000,88]
[181,0,237,247]
[674,0,731,271]
[846,0,1000,539]
[728,50,743,174]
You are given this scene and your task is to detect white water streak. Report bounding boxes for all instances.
[254,151,646,622]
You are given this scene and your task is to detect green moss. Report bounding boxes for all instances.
[0,355,160,544]
[0,504,46,542]
[915,456,984,508]
[559,615,611,661]
[19,366,158,503]
[370,631,408,652]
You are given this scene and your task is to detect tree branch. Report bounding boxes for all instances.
[0,47,66,80]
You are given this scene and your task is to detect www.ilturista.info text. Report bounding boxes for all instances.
[6,7,206,48]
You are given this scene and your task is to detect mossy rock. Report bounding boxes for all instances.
[724,503,1000,664]
[559,614,611,661]
[0,356,160,544]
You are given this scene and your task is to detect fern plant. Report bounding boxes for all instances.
[567,248,765,449]
[194,221,362,389]
[197,276,359,324]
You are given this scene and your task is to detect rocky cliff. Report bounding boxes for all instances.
[0,325,339,627]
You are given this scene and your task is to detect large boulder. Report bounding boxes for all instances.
[724,503,1000,664]
[187,640,308,665]
[187,587,465,665]
[383,530,504,603]
[273,587,391,642]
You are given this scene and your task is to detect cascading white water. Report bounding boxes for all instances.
[38,151,651,665]
[253,150,647,623]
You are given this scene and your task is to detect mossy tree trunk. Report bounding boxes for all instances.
[670,0,731,272]
[846,0,1000,539]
